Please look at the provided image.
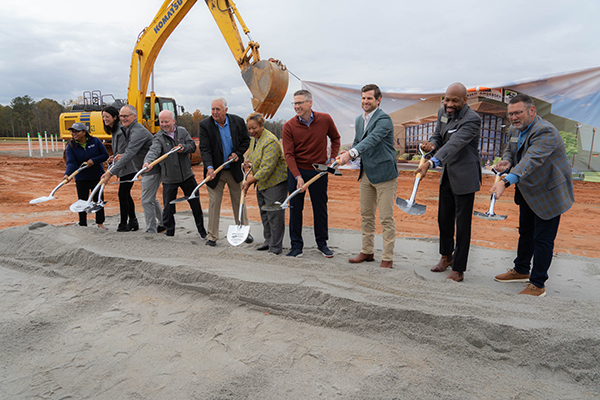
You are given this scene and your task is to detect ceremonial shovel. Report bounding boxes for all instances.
[227,168,251,246]
[30,162,89,204]
[473,168,507,221]
[395,145,432,216]
[69,164,114,213]
[110,145,182,185]
[262,160,341,212]
[170,158,236,204]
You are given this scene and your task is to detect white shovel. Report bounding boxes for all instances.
[227,169,251,246]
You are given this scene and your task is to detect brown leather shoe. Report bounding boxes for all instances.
[431,255,453,272]
[349,252,375,263]
[380,260,393,269]
[446,270,464,282]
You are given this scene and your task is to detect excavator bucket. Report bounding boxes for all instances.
[242,59,289,119]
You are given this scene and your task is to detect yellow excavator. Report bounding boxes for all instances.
[60,0,288,143]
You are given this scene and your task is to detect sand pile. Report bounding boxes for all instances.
[1,213,599,399]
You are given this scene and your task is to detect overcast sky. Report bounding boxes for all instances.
[1,0,599,121]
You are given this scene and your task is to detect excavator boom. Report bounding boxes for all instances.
[129,0,288,126]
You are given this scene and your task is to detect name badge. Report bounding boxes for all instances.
[440,116,448,123]
[510,136,519,143]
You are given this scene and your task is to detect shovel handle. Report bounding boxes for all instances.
[415,156,427,180]
[302,172,325,190]
[148,145,183,168]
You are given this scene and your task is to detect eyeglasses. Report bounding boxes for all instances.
[119,114,134,118]
[291,100,309,106]
[507,108,530,118]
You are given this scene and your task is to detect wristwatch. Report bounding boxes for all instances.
[502,178,510,188]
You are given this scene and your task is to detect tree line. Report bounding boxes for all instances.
[0,95,285,139]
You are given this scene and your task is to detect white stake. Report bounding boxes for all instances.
[38,133,43,157]
[27,133,32,157]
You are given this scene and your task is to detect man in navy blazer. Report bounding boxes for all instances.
[490,94,574,297]
[338,84,398,269]
[416,82,482,282]
[199,97,251,246]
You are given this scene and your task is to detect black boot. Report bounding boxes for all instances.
[127,218,139,231]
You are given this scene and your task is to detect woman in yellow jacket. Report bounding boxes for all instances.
[242,112,287,255]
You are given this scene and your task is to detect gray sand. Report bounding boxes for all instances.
[1,213,599,399]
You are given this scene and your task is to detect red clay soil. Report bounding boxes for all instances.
[1,149,598,259]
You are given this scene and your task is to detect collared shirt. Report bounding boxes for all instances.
[505,120,536,185]
[297,111,314,127]
[214,115,233,169]
[165,128,176,140]
[349,108,379,159]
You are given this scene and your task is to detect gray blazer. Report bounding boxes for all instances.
[110,124,136,178]
[503,115,574,220]
[429,104,482,195]
[111,121,157,177]
[353,108,398,184]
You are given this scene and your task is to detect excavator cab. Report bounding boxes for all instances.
[142,96,178,132]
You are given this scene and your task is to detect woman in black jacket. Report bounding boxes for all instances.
[64,122,109,229]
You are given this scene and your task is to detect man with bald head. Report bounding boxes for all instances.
[143,110,207,238]
[415,83,482,282]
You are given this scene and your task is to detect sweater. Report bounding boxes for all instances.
[282,111,341,178]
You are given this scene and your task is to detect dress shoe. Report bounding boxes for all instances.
[256,244,269,251]
[245,234,254,244]
[205,240,216,247]
[349,252,375,263]
[379,260,393,269]
[157,225,167,234]
[446,270,464,282]
[117,223,129,232]
[431,255,453,272]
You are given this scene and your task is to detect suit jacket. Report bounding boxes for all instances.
[198,114,250,189]
[429,104,482,195]
[503,115,574,220]
[111,121,157,177]
[353,108,398,184]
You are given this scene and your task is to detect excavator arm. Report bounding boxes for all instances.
[127,0,288,127]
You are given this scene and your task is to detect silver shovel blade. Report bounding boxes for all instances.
[395,197,427,216]
[473,211,507,221]
[87,201,107,214]
[170,195,193,204]
[227,224,250,246]
[70,200,91,213]
[30,196,56,204]
[261,201,289,212]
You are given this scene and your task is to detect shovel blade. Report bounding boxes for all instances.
[70,200,91,213]
[87,201,107,214]
[227,224,250,246]
[395,197,426,216]
[261,202,287,212]
[30,196,56,204]
[473,211,507,221]
[170,196,191,205]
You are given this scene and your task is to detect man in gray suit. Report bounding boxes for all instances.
[489,94,574,297]
[338,84,398,269]
[416,82,482,282]
[102,105,163,234]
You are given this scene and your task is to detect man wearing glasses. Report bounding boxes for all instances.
[282,89,341,258]
[102,105,163,234]
[489,94,574,297]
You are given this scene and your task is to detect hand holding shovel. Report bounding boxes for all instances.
[30,162,90,204]
[395,144,433,216]
[474,167,507,221]
[170,157,236,204]
[69,164,114,213]
[110,145,183,185]
[262,159,341,212]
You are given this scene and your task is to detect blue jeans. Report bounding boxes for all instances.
[513,191,561,288]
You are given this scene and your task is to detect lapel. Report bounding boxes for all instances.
[360,108,379,141]
[441,105,467,141]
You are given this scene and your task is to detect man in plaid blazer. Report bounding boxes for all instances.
[490,94,574,297]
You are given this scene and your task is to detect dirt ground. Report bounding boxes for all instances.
[1,142,599,259]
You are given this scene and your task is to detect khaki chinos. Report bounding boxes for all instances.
[359,174,397,261]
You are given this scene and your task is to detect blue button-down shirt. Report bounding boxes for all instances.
[211,116,233,170]
[504,120,535,185]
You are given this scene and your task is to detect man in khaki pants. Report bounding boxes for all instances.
[338,84,398,268]
[198,97,252,246]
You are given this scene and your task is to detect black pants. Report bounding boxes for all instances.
[162,176,205,235]
[438,173,475,272]
[118,173,136,226]
[76,179,105,226]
